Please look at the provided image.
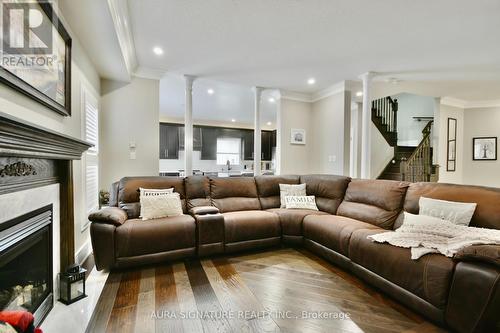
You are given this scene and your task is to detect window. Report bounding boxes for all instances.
[216,137,241,165]
[82,86,99,230]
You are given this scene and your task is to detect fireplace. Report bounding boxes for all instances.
[0,205,53,327]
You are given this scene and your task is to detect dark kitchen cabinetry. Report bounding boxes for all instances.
[243,130,254,160]
[178,126,202,151]
[159,123,179,159]
[201,127,218,160]
[261,131,272,161]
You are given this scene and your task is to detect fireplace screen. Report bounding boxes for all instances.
[0,206,53,324]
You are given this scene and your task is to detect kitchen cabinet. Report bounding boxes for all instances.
[271,130,277,148]
[243,130,254,160]
[201,127,218,160]
[178,126,202,151]
[261,131,272,161]
[159,123,179,159]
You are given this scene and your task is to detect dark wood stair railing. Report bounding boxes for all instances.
[401,120,434,182]
[371,96,398,146]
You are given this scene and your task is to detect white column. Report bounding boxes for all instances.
[360,72,374,179]
[253,87,263,175]
[184,75,195,177]
[275,90,282,175]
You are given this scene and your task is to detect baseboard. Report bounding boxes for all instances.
[75,240,92,265]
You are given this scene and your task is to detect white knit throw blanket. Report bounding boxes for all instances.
[368,219,500,260]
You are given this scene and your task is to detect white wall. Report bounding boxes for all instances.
[0,4,100,258]
[100,77,160,189]
[310,91,351,175]
[462,106,500,187]
[370,123,394,178]
[393,93,435,146]
[438,104,464,184]
[279,99,313,174]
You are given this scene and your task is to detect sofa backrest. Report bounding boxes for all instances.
[118,176,187,218]
[337,179,409,229]
[210,177,261,213]
[299,175,351,214]
[255,175,300,209]
[404,182,500,230]
[185,176,211,210]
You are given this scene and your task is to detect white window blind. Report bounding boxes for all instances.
[83,88,99,223]
[216,137,241,165]
[86,165,99,213]
[85,93,99,154]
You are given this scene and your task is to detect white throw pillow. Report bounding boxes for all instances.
[139,187,174,197]
[279,183,306,208]
[140,192,183,220]
[284,196,319,211]
[403,211,447,226]
[419,197,477,226]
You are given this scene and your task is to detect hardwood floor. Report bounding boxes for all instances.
[85,248,448,333]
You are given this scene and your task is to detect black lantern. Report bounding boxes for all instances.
[58,264,87,304]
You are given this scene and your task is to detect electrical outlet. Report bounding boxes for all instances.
[328,155,337,162]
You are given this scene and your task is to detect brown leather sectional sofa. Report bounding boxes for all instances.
[89,175,500,333]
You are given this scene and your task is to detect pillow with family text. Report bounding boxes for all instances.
[419,197,477,226]
[140,192,183,220]
[279,183,306,208]
[284,196,319,211]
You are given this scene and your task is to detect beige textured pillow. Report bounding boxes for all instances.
[284,196,318,210]
[139,187,174,197]
[140,192,183,220]
[279,183,306,208]
[419,197,476,226]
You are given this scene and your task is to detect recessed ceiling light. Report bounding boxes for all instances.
[356,91,363,97]
[207,88,214,95]
[268,97,275,103]
[153,46,163,55]
[266,121,272,126]
[307,78,316,85]
[231,119,236,122]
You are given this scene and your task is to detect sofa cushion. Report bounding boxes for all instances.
[223,210,280,243]
[185,176,212,210]
[303,215,380,256]
[337,179,409,229]
[210,177,261,212]
[118,177,187,218]
[255,175,300,209]
[349,229,456,308]
[267,208,328,236]
[299,175,351,214]
[115,214,195,258]
[404,182,500,230]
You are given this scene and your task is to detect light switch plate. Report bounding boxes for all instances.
[130,151,136,160]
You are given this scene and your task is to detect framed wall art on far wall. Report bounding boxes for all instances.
[473,137,497,161]
[446,118,457,171]
[290,128,306,145]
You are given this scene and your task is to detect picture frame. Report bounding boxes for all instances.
[290,128,306,145]
[473,137,497,161]
[0,1,72,116]
[446,118,457,171]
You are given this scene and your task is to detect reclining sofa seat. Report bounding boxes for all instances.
[88,175,500,333]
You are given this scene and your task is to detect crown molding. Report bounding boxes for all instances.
[311,81,346,102]
[133,66,167,80]
[107,0,138,79]
[441,97,500,109]
[279,90,313,103]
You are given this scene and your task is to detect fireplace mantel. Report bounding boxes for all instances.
[0,112,92,270]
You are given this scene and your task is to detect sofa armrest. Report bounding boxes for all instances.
[193,213,224,256]
[454,245,500,268]
[90,222,116,271]
[189,206,219,216]
[88,207,128,226]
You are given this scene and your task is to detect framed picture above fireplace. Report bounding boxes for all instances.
[0,1,72,116]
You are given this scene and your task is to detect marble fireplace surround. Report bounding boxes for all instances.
[0,112,91,271]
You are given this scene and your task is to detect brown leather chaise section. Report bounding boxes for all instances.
[223,210,281,252]
[454,244,500,267]
[115,215,196,260]
[210,177,261,212]
[118,176,187,217]
[303,215,380,256]
[185,175,212,210]
[349,228,456,309]
[446,262,500,333]
[299,175,351,214]
[404,182,500,229]
[255,175,300,209]
[337,179,409,229]
[267,208,328,245]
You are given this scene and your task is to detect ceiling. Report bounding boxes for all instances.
[61,0,500,100]
[160,75,278,127]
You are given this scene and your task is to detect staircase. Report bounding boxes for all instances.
[372,96,438,182]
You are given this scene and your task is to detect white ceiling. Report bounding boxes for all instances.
[60,0,500,102]
[160,75,278,126]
